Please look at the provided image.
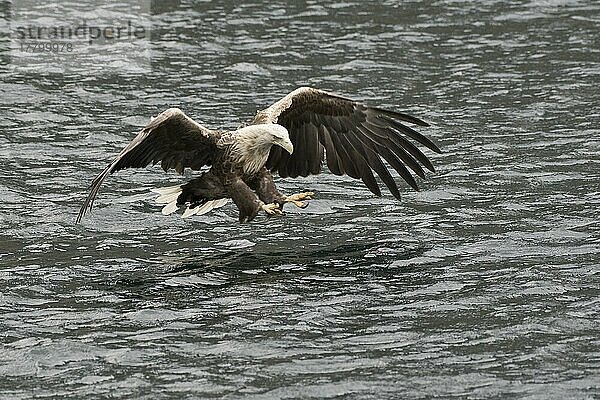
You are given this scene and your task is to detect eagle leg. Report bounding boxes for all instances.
[228,178,283,223]
[247,168,286,208]
[282,191,315,209]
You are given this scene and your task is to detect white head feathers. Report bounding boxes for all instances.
[232,124,294,175]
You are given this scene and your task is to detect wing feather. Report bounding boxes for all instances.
[361,145,402,200]
[319,125,343,176]
[360,120,429,176]
[380,115,441,154]
[322,116,361,179]
[256,87,440,199]
[77,108,219,223]
[338,128,382,197]
[343,124,406,197]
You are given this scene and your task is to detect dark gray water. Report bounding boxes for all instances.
[1,1,599,398]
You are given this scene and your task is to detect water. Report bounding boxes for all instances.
[1,1,599,398]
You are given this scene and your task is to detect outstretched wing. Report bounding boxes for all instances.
[77,108,219,223]
[254,87,441,199]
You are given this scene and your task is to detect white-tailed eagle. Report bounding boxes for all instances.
[76,87,441,223]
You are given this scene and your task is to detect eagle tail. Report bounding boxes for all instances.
[181,199,229,218]
[152,185,183,215]
[152,185,228,218]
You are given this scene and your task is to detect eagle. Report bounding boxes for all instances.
[76,87,441,224]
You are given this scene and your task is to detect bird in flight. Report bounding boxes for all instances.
[76,87,441,223]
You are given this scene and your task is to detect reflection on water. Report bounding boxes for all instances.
[1,0,599,398]
[168,240,428,274]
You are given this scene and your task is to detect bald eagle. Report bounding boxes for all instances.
[76,87,441,223]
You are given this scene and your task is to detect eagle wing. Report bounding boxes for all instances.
[77,108,219,223]
[254,87,441,199]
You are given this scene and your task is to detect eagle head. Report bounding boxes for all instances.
[233,124,294,175]
[267,124,294,155]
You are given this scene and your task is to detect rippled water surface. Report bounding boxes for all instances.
[1,1,599,398]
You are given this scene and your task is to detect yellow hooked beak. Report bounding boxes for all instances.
[279,139,294,155]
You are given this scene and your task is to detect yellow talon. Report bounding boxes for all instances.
[283,191,314,208]
[262,203,282,216]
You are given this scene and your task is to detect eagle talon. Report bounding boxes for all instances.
[283,191,314,208]
[261,202,282,216]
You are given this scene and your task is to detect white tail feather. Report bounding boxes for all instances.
[196,200,222,216]
[182,206,200,218]
[153,185,182,215]
[153,185,182,206]
[156,192,180,204]
[162,200,179,215]
[212,198,229,209]
[152,185,228,218]
[181,199,229,219]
